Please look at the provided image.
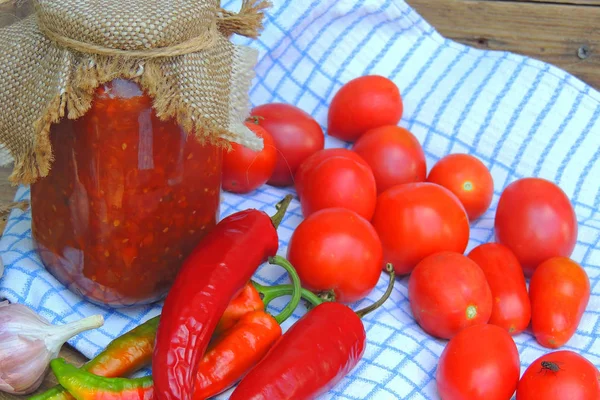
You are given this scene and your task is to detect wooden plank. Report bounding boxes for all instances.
[0,166,88,399]
[0,0,599,397]
[407,0,600,89]
[0,5,98,396]
[510,0,600,4]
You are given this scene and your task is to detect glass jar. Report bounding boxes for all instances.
[30,79,222,307]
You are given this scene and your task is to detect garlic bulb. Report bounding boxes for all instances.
[0,301,103,394]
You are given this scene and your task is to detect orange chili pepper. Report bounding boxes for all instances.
[48,257,321,400]
[31,281,274,400]
[193,257,325,399]
[214,283,264,336]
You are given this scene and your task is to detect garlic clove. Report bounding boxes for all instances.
[0,337,49,395]
[0,301,104,394]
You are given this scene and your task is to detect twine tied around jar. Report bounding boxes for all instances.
[0,0,269,184]
[35,1,269,59]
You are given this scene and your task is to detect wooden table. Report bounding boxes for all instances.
[408,0,600,89]
[0,0,599,397]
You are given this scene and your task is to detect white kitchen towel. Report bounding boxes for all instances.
[1,1,600,399]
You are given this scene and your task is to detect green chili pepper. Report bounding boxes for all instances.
[29,316,159,400]
[49,359,154,400]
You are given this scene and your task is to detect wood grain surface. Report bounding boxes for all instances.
[407,0,600,88]
[0,0,599,398]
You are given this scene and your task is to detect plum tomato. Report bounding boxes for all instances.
[352,125,427,193]
[328,75,403,142]
[294,148,368,199]
[408,252,492,339]
[286,208,383,303]
[297,149,377,220]
[251,103,324,187]
[427,154,494,221]
[222,121,277,194]
[530,257,590,348]
[494,178,578,276]
[516,350,600,400]
[467,243,531,335]
[436,324,520,400]
[371,183,470,275]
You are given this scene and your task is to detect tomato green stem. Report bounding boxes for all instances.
[270,195,293,229]
[355,263,395,318]
[265,256,303,325]
[246,115,265,125]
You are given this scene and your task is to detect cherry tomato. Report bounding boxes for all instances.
[352,125,426,193]
[286,208,383,303]
[294,148,368,199]
[371,183,470,275]
[408,252,492,339]
[251,103,324,187]
[467,243,531,335]
[530,257,590,348]
[436,324,520,400]
[297,150,377,220]
[495,178,578,276]
[517,350,600,400]
[221,121,277,194]
[328,75,403,142]
[427,154,493,221]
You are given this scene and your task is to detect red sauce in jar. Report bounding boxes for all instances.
[31,79,222,307]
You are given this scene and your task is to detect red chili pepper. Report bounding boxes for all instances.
[152,195,293,400]
[229,264,396,400]
[194,256,325,399]
[31,279,304,400]
[47,257,324,400]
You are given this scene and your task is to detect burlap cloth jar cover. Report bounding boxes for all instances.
[0,0,268,185]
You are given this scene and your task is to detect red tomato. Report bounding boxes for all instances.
[286,208,383,303]
[495,178,578,276]
[371,183,470,275]
[251,103,324,187]
[328,75,403,142]
[530,257,590,348]
[467,243,531,335]
[437,324,520,400]
[517,350,600,400]
[297,151,377,220]
[294,148,368,199]
[221,121,277,194]
[408,252,492,339]
[352,125,426,193]
[427,154,494,221]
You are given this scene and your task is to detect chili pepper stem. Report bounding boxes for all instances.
[355,263,395,319]
[265,256,303,325]
[270,195,293,229]
[317,290,336,303]
[252,281,327,308]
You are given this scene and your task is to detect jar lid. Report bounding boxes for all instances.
[0,0,269,184]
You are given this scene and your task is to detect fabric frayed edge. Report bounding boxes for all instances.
[227,44,263,152]
[10,48,262,184]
